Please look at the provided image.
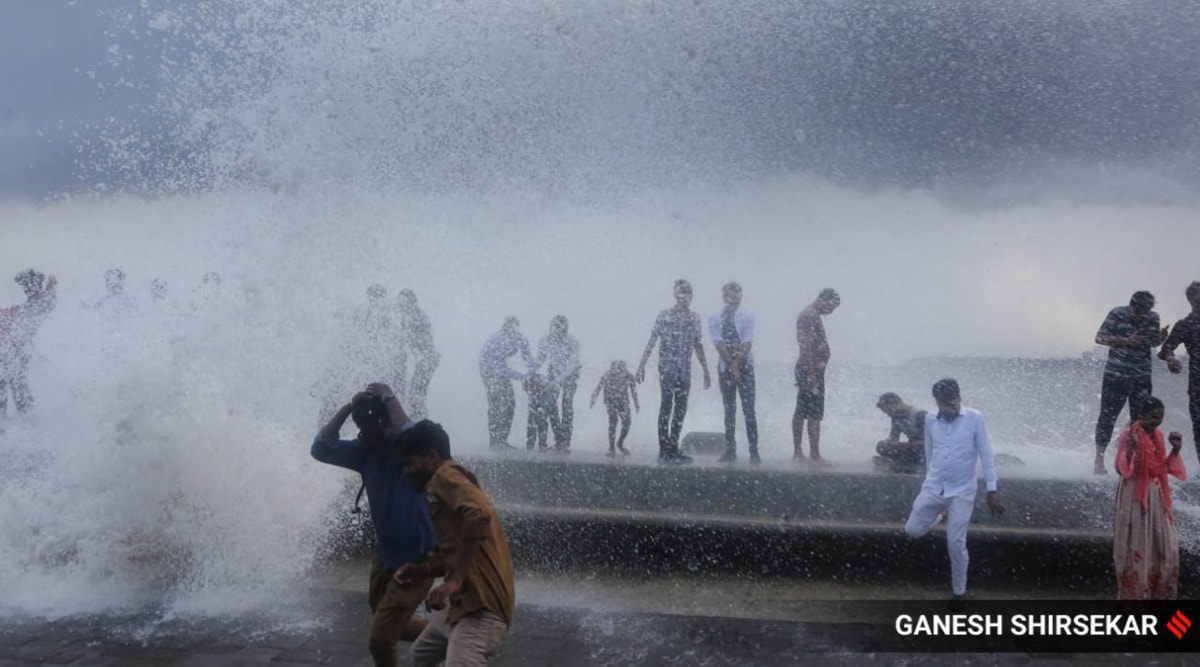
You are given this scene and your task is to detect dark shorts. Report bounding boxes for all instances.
[606,401,631,421]
[794,366,825,420]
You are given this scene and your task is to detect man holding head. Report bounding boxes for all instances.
[311,383,438,667]
[793,288,840,465]
[1093,291,1169,474]
[396,420,515,666]
[904,378,1004,608]
[1159,281,1200,461]
[636,279,711,465]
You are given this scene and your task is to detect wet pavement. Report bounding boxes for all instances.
[1,566,1195,666]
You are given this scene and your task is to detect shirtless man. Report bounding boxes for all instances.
[793,288,840,465]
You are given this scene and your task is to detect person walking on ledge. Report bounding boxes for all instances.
[904,378,1004,609]
[793,288,839,465]
[591,360,639,457]
[1093,290,1168,474]
[636,279,711,465]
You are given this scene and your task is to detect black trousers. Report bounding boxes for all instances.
[718,364,758,451]
[657,374,691,456]
[1095,372,1152,451]
[483,375,515,447]
[526,403,559,450]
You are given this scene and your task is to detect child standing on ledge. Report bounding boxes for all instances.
[523,372,561,452]
[591,360,639,457]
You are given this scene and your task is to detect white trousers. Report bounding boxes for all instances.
[905,490,976,596]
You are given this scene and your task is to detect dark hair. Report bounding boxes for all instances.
[931,378,961,403]
[351,395,389,430]
[818,288,840,304]
[876,392,902,408]
[395,419,452,460]
[14,269,44,289]
[674,279,693,294]
[722,282,742,296]
[1186,281,1200,301]
[1136,396,1165,419]
[1129,290,1155,310]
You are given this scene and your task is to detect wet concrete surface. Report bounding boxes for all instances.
[1,565,1193,666]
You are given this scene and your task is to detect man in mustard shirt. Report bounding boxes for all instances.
[396,421,515,666]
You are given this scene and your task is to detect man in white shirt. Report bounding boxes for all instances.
[904,378,1005,607]
[708,282,758,464]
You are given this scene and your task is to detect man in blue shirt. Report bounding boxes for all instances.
[1093,291,1169,474]
[311,382,438,667]
[479,317,536,450]
[904,378,1004,608]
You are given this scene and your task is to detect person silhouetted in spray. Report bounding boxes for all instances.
[479,317,536,450]
[0,269,58,418]
[396,289,439,421]
[591,360,639,457]
[636,279,711,465]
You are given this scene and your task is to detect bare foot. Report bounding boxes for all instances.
[606,450,616,459]
[809,457,834,469]
[792,453,809,466]
[1093,454,1107,475]
[619,446,631,457]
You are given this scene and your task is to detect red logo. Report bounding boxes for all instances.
[1167,610,1191,640]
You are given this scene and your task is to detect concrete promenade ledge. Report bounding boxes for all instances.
[328,451,1198,588]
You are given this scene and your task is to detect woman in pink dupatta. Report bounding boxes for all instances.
[1113,396,1187,599]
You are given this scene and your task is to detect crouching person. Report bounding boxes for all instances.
[310,383,438,667]
[395,420,515,667]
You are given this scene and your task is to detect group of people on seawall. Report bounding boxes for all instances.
[473,280,844,466]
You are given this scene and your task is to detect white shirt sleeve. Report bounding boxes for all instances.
[741,312,756,344]
[975,413,998,492]
[707,314,722,347]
